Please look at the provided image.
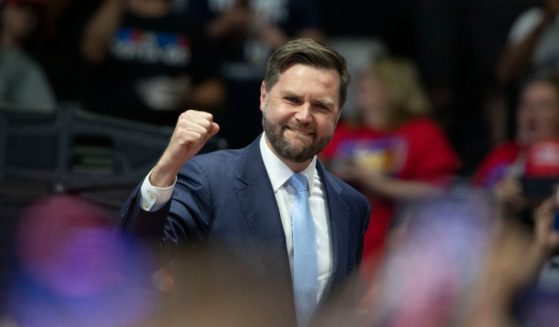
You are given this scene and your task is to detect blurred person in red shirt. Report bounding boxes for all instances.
[321,56,460,274]
[474,77,559,221]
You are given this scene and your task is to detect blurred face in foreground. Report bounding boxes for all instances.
[260,64,341,170]
[517,80,559,145]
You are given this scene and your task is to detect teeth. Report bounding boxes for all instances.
[285,126,313,137]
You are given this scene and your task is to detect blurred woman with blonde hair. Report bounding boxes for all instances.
[321,56,460,270]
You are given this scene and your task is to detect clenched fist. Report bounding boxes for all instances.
[150,110,220,187]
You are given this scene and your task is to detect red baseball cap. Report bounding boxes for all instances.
[524,139,559,177]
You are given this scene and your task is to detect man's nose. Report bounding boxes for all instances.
[295,103,312,123]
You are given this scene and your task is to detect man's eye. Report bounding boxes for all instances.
[285,97,300,104]
[314,102,332,112]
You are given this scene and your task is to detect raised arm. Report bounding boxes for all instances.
[497,1,559,86]
[81,0,126,63]
[117,109,218,233]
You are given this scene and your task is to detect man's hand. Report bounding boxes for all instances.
[533,195,559,255]
[206,6,253,39]
[150,110,219,187]
[494,176,527,209]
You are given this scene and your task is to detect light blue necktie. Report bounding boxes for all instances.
[288,173,318,327]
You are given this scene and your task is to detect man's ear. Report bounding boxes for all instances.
[259,81,267,112]
[334,112,342,125]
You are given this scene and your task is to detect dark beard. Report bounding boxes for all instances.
[262,114,332,163]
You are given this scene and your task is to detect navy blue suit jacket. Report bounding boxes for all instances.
[118,136,370,325]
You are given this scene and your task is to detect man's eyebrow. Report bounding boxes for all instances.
[279,90,335,107]
[280,90,300,97]
[314,98,335,107]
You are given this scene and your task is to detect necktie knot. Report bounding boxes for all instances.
[289,173,308,193]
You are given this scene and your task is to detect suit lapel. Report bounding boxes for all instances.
[233,138,295,319]
[318,163,350,292]
[231,139,351,316]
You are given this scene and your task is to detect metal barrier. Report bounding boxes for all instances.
[0,104,228,209]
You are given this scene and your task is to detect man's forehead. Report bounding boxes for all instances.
[279,87,335,103]
[276,65,340,88]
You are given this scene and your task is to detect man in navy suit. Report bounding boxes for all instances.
[118,38,370,326]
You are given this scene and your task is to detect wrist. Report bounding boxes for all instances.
[150,160,181,187]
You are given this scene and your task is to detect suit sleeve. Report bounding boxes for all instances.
[116,159,212,248]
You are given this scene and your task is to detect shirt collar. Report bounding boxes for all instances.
[259,133,317,192]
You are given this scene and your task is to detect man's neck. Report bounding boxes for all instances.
[263,134,313,173]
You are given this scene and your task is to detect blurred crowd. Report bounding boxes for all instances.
[3,0,559,326]
[1,0,551,166]
[1,183,558,326]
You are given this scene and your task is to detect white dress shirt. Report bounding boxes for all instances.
[139,134,333,301]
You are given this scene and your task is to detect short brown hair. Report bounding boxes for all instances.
[264,38,350,108]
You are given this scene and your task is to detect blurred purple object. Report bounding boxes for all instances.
[369,186,496,327]
[10,195,158,327]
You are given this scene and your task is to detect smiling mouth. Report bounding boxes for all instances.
[285,127,315,138]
